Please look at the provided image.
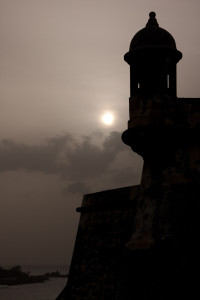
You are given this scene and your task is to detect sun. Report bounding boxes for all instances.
[101,112,114,125]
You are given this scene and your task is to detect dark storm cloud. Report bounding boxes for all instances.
[62,181,90,196]
[110,167,141,186]
[0,131,128,181]
[0,134,73,174]
[63,131,126,179]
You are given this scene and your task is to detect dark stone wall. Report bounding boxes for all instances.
[56,186,140,300]
[116,184,200,299]
[125,97,200,250]
[118,97,200,299]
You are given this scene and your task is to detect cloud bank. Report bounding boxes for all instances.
[0,131,143,194]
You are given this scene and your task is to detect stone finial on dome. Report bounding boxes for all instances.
[146,11,159,27]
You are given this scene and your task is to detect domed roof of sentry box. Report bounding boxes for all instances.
[129,12,177,51]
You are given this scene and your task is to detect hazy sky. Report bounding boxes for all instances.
[0,0,200,268]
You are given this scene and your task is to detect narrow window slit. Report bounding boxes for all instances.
[167,75,170,89]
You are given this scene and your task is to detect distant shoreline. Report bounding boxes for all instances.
[0,265,68,286]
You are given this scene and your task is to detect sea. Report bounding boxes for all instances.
[0,265,68,300]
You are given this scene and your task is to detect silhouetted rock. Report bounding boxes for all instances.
[0,265,68,286]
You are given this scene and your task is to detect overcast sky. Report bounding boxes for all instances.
[0,0,200,269]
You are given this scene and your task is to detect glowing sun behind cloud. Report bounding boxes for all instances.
[101,112,114,125]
